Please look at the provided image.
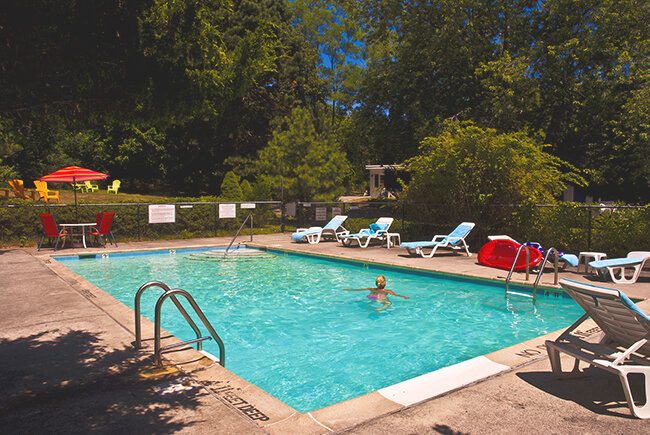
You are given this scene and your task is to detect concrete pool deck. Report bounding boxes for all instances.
[1,233,649,433]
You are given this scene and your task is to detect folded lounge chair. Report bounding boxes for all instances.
[402,222,475,258]
[339,217,394,248]
[588,251,650,284]
[545,279,650,419]
[291,215,349,244]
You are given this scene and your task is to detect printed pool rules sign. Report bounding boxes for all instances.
[148,204,176,223]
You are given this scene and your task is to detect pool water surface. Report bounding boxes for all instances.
[57,247,583,412]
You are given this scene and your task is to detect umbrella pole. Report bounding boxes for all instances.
[73,176,79,224]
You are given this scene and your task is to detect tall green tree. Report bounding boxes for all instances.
[290,0,364,121]
[256,105,351,201]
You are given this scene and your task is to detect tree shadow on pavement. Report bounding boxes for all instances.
[0,329,208,434]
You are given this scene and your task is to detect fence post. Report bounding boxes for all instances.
[587,207,592,251]
[137,204,141,241]
[214,203,218,237]
[280,177,285,233]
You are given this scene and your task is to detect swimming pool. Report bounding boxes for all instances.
[57,247,583,412]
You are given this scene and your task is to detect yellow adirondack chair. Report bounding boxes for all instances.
[107,180,120,194]
[8,179,37,200]
[33,180,60,204]
[83,180,99,192]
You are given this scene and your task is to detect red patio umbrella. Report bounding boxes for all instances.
[40,165,109,221]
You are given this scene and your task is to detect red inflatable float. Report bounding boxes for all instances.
[478,239,543,271]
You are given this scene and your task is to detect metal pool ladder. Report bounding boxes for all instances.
[134,281,225,368]
[505,246,561,302]
[505,244,531,295]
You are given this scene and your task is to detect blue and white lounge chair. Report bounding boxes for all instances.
[589,251,650,284]
[546,279,650,419]
[402,222,475,258]
[339,217,394,248]
[291,215,349,244]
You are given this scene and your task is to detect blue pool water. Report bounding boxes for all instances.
[57,247,582,412]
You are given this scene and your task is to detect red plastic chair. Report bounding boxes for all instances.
[38,213,68,251]
[91,212,117,247]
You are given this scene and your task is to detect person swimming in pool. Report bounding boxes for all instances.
[343,275,409,311]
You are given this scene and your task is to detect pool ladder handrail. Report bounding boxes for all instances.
[531,247,560,302]
[134,281,225,367]
[225,213,253,255]
[505,245,531,295]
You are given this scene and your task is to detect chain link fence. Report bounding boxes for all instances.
[1,199,648,256]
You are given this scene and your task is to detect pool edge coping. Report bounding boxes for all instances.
[38,241,609,433]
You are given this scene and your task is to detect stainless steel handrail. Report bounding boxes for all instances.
[134,281,203,349]
[154,288,225,367]
[505,245,530,295]
[225,213,253,255]
[532,247,560,302]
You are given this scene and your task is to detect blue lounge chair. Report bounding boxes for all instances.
[402,222,475,258]
[339,217,394,248]
[589,251,650,284]
[546,279,650,419]
[291,215,349,244]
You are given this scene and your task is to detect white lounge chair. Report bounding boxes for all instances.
[546,279,650,419]
[402,222,475,258]
[588,251,650,284]
[291,215,349,244]
[339,217,394,248]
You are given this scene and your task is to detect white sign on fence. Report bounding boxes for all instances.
[148,204,176,223]
[240,203,256,209]
[219,203,237,218]
[315,207,327,221]
[285,202,296,217]
[331,207,341,217]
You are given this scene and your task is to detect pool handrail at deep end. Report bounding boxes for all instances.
[153,287,226,368]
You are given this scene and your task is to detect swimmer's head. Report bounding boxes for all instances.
[376,275,386,288]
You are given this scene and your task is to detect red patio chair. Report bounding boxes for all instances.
[91,212,117,247]
[38,213,68,251]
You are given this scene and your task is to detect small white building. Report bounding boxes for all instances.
[365,164,402,198]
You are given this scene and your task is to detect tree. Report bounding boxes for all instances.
[290,0,364,123]
[255,105,351,201]
[0,0,316,192]
[402,122,584,206]
[218,171,244,201]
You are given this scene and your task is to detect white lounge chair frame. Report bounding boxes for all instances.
[292,215,349,244]
[589,251,650,284]
[340,217,394,248]
[545,278,650,419]
[403,222,475,258]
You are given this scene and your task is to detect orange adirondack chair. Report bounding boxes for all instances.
[8,179,37,200]
[33,180,60,203]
